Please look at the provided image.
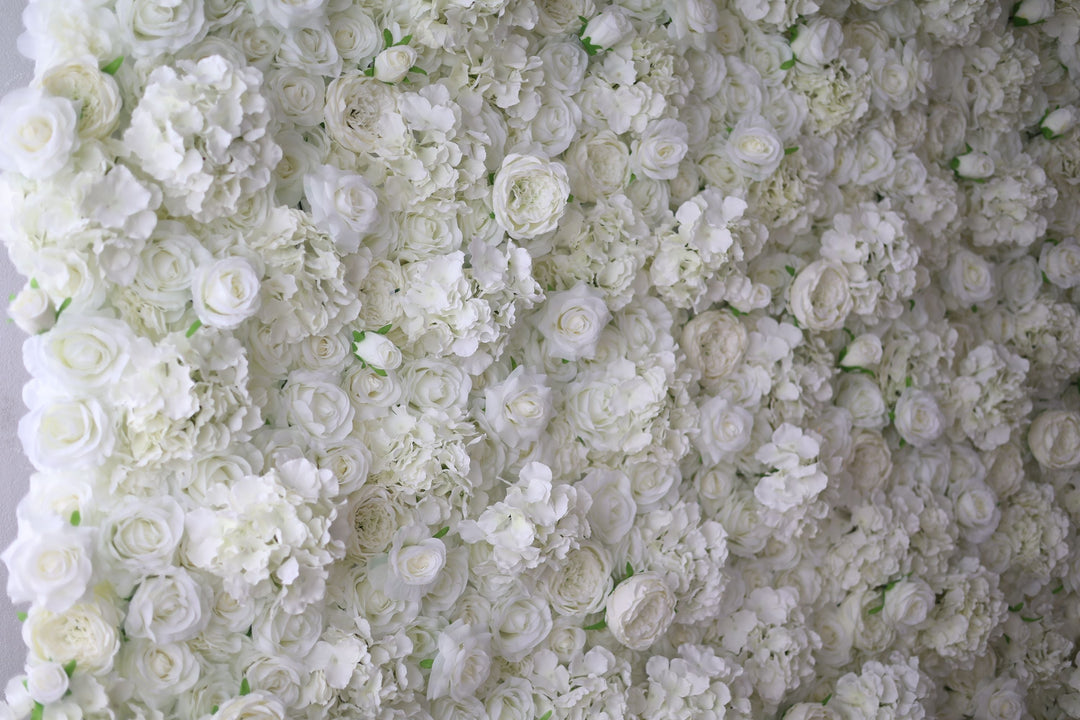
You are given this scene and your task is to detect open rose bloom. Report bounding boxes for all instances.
[2,0,1080,718]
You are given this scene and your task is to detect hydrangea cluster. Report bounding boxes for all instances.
[2,0,1080,718]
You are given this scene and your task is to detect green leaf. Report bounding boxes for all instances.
[843,327,855,340]
[583,619,607,631]
[376,323,392,335]
[729,307,746,317]
[784,265,795,276]
[29,278,38,289]
[509,357,518,371]
[949,157,960,171]
[55,297,71,319]
[62,660,76,677]
[353,330,364,343]
[488,172,495,185]
[70,510,81,526]
[839,365,876,378]
[909,299,915,310]
[101,56,124,75]
[397,34,413,46]
[409,65,427,75]
[867,604,883,615]
[16,611,27,622]
[784,146,799,155]
[628,173,636,183]
[538,712,553,720]
[780,58,796,70]
[8,293,15,301]
[567,194,575,203]
[31,702,43,720]
[1004,633,1011,644]
[1052,582,1065,594]
[489,212,496,219]
[433,526,449,539]
[240,677,251,696]
[625,562,634,578]
[905,376,913,387]
[1021,615,1043,623]
[363,66,375,77]
[1042,271,1050,284]
[419,658,434,669]
[822,693,831,705]
[1008,601,1024,612]
[383,29,394,48]
[211,706,219,715]
[837,346,848,363]
[186,319,202,338]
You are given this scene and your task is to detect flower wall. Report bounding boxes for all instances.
[2,0,1080,719]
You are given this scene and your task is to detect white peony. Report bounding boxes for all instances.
[789,260,853,332]
[484,366,553,447]
[492,154,571,240]
[605,573,677,651]
[1028,410,1080,470]
[725,115,785,181]
[304,164,380,254]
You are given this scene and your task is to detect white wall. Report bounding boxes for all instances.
[0,0,35,685]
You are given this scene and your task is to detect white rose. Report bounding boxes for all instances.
[9,285,55,336]
[536,284,611,361]
[582,6,633,50]
[1014,0,1056,25]
[192,257,262,330]
[947,249,994,304]
[833,375,887,430]
[328,7,381,64]
[532,88,582,157]
[124,570,209,644]
[352,330,402,371]
[304,164,379,254]
[428,621,492,702]
[680,310,747,388]
[973,679,1025,720]
[484,366,553,447]
[214,691,286,720]
[100,496,185,590]
[374,45,417,84]
[882,578,934,627]
[543,542,612,616]
[790,18,843,67]
[838,333,882,370]
[120,639,199,700]
[19,391,114,472]
[1039,240,1080,289]
[491,594,553,662]
[387,525,446,601]
[39,58,122,140]
[0,88,78,180]
[1002,257,1042,310]
[538,39,588,94]
[893,388,945,447]
[116,0,207,57]
[24,316,131,392]
[23,602,120,674]
[266,67,325,127]
[789,259,853,331]
[399,359,471,416]
[952,151,994,180]
[492,154,570,240]
[2,518,93,613]
[954,479,1000,543]
[695,396,753,465]
[605,573,676,651]
[1028,410,1080,470]
[26,663,69,705]
[632,118,689,182]
[725,116,784,181]
[283,370,356,445]
[577,469,636,545]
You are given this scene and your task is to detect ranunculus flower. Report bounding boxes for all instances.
[605,573,676,651]
[492,154,571,240]
[789,259,853,331]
